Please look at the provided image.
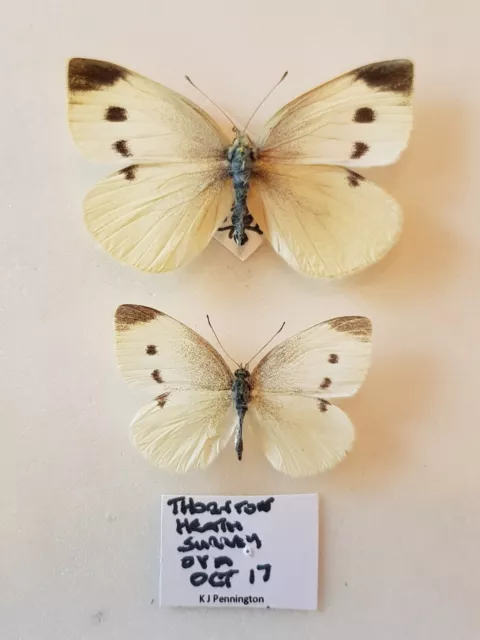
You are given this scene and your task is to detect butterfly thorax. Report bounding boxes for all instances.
[224,135,261,247]
[232,367,252,461]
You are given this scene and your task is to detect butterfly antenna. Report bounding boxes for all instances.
[206,315,240,368]
[242,71,288,133]
[246,322,286,367]
[185,76,238,130]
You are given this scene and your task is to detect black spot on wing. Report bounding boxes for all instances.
[156,393,170,408]
[119,165,139,181]
[105,106,128,122]
[354,107,375,123]
[320,377,332,390]
[318,399,331,413]
[146,345,157,355]
[328,353,339,364]
[151,369,163,384]
[68,58,126,92]
[113,140,132,157]
[346,169,365,188]
[351,142,369,160]
[355,60,413,95]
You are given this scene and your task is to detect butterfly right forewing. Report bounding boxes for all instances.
[258,59,414,168]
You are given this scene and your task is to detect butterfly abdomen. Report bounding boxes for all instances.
[227,136,257,247]
[232,368,252,461]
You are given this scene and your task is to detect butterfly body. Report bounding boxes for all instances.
[219,134,261,245]
[231,367,252,460]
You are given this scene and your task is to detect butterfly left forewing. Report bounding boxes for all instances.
[115,305,235,472]
[248,316,372,476]
[68,58,229,163]
[258,59,414,168]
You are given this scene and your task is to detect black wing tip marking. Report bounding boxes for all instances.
[115,304,163,331]
[68,58,127,92]
[327,316,372,342]
[355,59,414,95]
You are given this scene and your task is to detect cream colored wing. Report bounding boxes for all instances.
[247,395,355,477]
[115,304,234,472]
[250,163,402,278]
[68,58,229,162]
[85,162,231,272]
[258,59,413,168]
[249,316,372,476]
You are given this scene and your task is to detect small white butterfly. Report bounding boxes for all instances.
[69,58,414,278]
[115,304,372,476]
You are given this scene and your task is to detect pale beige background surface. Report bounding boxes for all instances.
[1,1,479,638]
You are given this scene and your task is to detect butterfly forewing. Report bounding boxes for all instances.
[115,305,235,472]
[258,59,414,168]
[68,58,229,163]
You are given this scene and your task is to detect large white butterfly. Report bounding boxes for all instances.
[115,304,372,476]
[69,58,414,278]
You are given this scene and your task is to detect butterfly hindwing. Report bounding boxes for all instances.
[131,391,235,473]
[85,163,231,272]
[251,163,402,278]
[115,305,234,471]
[258,59,414,168]
[249,316,372,476]
[246,394,355,476]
